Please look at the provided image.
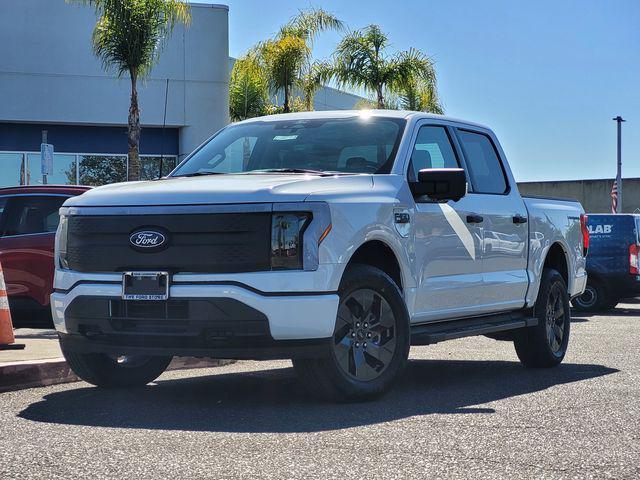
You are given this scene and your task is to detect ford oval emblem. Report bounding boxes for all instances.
[129,230,166,249]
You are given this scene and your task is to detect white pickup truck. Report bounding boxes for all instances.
[52,110,588,401]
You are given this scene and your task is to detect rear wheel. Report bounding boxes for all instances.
[61,346,172,388]
[293,264,410,402]
[571,279,608,311]
[514,268,571,368]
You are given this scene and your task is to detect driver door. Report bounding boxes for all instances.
[408,123,485,323]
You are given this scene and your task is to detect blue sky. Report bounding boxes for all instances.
[197,0,639,182]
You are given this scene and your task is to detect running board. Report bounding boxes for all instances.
[410,311,538,346]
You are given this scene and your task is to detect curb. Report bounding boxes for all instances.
[0,357,235,393]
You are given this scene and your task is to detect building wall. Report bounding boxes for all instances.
[0,0,229,159]
[312,85,363,111]
[517,178,640,214]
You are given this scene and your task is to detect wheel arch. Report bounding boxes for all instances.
[343,240,404,291]
[544,242,569,285]
[527,239,574,307]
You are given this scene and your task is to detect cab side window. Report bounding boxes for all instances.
[1,196,67,237]
[409,126,459,181]
[457,130,508,194]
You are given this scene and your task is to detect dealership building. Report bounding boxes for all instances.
[0,0,361,187]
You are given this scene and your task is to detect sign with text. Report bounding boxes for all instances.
[41,143,54,175]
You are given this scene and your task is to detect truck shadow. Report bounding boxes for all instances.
[18,359,617,433]
[572,307,640,321]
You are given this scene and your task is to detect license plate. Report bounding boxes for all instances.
[122,272,169,301]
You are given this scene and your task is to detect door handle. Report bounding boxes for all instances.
[513,215,528,224]
[466,214,484,224]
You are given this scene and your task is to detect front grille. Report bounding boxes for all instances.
[66,213,271,273]
[65,297,272,343]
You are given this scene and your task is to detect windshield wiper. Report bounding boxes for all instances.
[172,171,225,178]
[248,168,329,175]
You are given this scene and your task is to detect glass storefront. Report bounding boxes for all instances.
[0,153,28,187]
[140,156,178,180]
[27,153,77,185]
[79,155,127,186]
[0,152,178,188]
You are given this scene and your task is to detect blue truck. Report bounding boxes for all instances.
[572,214,640,311]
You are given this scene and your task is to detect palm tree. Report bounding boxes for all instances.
[398,77,444,114]
[331,25,438,109]
[229,54,270,121]
[260,35,309,113]
[78,0,190,181]
[299,61,332,111]
[260,8,343,113]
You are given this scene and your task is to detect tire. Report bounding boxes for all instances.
[293,264,410,402]
[61,345,172,388]
[514,268,571,368]
[571,279,608,312]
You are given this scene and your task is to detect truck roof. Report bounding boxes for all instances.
[237,110,492,131]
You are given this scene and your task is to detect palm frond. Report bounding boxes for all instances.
[332,25,388,94]
[78,0,191,79]
[260,35,310,93]
[229,54,270,121]
[280,7,344,43]
[298,61,333,110]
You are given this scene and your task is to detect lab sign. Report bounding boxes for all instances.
[41,143,54,175]
[588,224,613,235]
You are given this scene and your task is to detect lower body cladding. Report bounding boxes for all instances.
[51,283,339,360]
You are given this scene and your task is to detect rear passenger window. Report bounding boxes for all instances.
[1,196,67,237]
[409,126,459,181]
[457,130,508,194]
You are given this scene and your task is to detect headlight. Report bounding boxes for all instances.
[270,203,332,271]
[270,213,310,270]
[55,214,69,269]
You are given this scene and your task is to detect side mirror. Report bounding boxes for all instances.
[410,168,467,202]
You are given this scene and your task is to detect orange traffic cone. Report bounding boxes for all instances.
[0,260,25,350]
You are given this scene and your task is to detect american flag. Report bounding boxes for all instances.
[611,180,618,214]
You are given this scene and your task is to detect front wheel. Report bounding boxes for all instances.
[293,264,410,402]
[514,268,571,368]
[61,345,172,388]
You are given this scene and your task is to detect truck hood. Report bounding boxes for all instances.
[65,173,375,207]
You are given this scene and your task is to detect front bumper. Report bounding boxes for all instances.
[51,278,339,359]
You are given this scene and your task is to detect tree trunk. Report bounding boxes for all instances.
[283,84,290,113]
[376,85,385,109]
[127,71,141,181]
[242,136,251,169]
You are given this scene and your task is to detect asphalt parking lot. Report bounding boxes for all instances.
[1,304,639,479]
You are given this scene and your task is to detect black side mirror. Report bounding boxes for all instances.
[409,168,467,202]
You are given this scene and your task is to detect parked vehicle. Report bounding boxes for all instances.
[572,213,640,311]
[52,111,588,401]
[0,185,90,327]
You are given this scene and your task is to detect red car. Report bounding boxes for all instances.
[0,185,90,327]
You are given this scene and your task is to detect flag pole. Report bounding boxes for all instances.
[613,116,625,213]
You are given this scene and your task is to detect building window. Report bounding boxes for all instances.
[78,155,127,186]
[0,152,178,187]
[27,153,77,185]
[140,156,178,180]
[0,153,28,187]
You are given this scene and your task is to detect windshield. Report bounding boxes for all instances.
[171,116,406,176]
